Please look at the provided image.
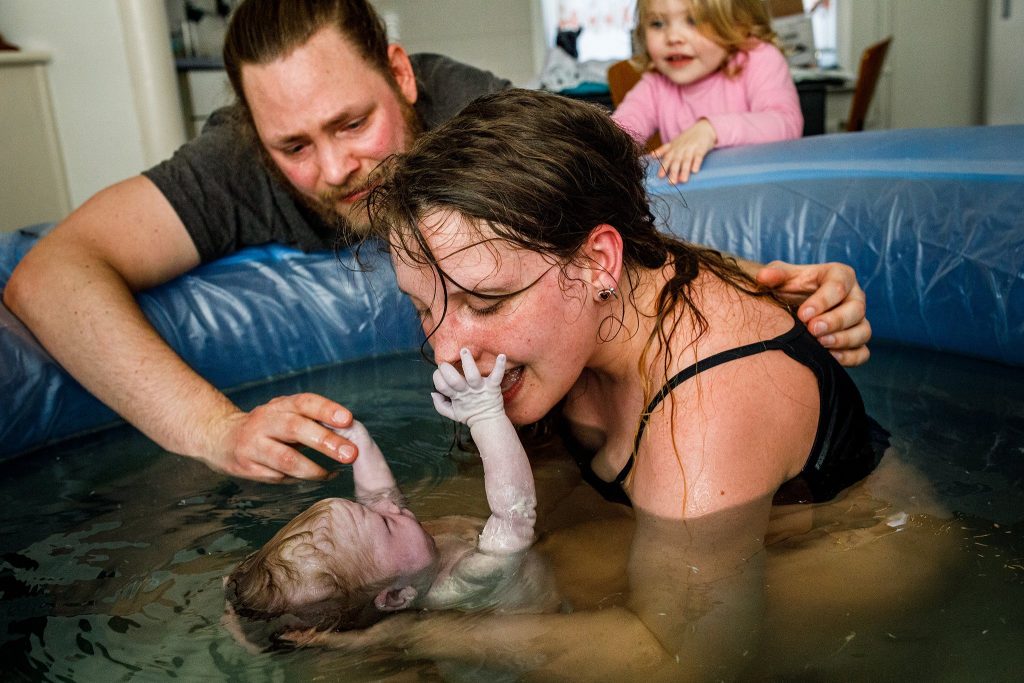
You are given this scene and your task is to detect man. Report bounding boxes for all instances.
[2,0,869,484]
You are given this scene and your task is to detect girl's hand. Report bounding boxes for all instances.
[653,119,717,184]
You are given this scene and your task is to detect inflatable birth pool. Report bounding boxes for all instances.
[2,125,1021,460]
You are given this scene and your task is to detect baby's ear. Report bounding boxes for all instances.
[374,585,418,612]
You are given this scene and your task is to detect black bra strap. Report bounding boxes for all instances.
[614,322,802,484]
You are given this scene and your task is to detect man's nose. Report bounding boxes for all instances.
[318,142,359,187]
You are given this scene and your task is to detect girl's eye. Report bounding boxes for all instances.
[282,143,306,157]
[647,19,664,29]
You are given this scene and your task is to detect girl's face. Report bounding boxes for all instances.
[392,212,598,426]
[643,0,728,86]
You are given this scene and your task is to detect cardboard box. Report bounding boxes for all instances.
[765,0,805,18]
[772,14,816,68]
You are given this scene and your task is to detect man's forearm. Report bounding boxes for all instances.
[5,255,237,459]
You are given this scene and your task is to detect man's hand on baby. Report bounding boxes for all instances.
[432,348,507,428]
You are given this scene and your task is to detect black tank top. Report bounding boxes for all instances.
[561,320,887,506]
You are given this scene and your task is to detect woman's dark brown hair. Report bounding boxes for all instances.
[367,88,778,422]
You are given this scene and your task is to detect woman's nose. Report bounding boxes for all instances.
[429,317,474,369]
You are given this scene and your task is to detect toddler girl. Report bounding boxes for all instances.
[613,0,803,183]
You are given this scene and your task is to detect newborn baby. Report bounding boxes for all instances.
[224,349,560,646]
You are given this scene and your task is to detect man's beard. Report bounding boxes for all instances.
[250,93,423,245]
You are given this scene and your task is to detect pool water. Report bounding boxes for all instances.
[0,345,1021,681]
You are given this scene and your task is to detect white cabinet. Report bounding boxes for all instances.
[0,51,70,231]
[177,66,233,138]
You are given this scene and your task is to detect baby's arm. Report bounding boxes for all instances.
[329,421,401,505]
[432,349,536,555]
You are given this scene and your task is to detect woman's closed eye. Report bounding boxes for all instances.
[467,296,509,316]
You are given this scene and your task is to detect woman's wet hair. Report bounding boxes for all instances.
[367,88,775,383]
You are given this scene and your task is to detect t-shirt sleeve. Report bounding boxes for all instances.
[409,53,513,129]
[142,106,334,263]
[611,73,660,145]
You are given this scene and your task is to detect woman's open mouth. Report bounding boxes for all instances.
[500,364,525,402]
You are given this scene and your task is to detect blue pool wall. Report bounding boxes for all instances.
[2,125,1021,459]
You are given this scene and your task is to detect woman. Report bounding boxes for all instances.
[294,89,889,677]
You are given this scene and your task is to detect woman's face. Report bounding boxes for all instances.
[392,212,598,425]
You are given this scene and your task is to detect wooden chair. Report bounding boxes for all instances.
[845,37,892,132]
[607,59,662,151]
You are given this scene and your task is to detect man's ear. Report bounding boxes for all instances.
[374,585,418,612]
[582,224,624,291]
[387,44,418,106]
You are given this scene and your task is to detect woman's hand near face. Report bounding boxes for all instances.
[653,119,717,184]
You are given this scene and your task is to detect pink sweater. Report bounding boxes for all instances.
[612,42,803,148]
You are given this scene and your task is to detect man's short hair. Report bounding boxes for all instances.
[222,0,392,117]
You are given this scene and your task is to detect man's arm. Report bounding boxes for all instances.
[432,349,536,554]
[737,258,872,366]
[3,176,357,481]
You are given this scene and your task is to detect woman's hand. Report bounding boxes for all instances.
[282,612,418,651]
[652,119,717,184]
[756,261,871,366]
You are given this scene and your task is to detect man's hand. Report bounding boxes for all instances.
[431,349,506,427]
[755,260,871,366]
[652,119,717,184]
[205,394,358,482]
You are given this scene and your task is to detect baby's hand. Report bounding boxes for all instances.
[432,348,506,428]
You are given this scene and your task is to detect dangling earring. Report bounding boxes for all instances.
[597,286,618,302]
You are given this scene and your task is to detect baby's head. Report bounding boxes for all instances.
[225,497,439,642]
[633,0,780,76]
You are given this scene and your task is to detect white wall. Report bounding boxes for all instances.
[371,0,541,86]
[837,0,987,130]
[0,0,184,211]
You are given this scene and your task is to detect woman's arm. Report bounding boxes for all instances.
[292,502,769,682]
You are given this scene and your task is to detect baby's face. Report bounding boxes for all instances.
[279,498,438,594]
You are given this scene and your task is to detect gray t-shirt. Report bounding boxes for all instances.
[143,54,511,263]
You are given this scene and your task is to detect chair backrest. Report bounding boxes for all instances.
[846,36,892,132]
[607,59,643,108]
[606,60,662,152]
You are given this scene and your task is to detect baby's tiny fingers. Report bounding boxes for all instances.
[437,362,468,392]
[485,354,507,388]
[431,392,456,420]
[460,348,482,385]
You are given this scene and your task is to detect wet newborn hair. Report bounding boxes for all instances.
[224,500,393,647]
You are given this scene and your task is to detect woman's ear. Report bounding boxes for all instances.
[582,224,624,293]
[387,44,418,106]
